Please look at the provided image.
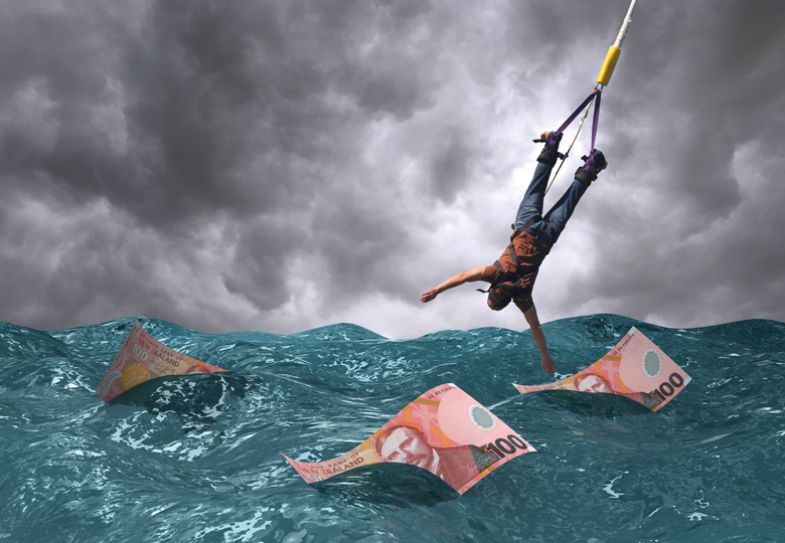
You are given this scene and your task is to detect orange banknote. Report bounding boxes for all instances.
[284,383,534,495]
[514,327,691,411]
[97,323,226,402]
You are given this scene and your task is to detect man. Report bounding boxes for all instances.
[420,132,607,374]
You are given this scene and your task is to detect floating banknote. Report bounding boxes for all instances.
[97,323,226,402]
[514,327,691,411]
[284,383,534,495]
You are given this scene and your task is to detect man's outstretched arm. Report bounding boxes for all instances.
[420,266,485,303]
[522,304,556,375]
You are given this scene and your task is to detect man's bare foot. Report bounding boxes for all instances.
[541,356,555,375]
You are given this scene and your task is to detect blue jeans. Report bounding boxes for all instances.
[513,162,588,247]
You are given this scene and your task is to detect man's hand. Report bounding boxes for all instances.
[420,268,485,304]
[541,354,556,375]
[420,288,439,303]
[523,304,555,375]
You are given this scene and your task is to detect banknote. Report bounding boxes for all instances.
[97,322,226,402]
[514,327,691,411]
[284,383,534,495]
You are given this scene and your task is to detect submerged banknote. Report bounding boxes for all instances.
[97,323,226,401]
[514,327,691,411]
[284,383,534,495]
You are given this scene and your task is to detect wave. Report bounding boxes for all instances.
[1,314,784,542]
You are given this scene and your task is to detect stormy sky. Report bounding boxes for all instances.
[1,0,784,337]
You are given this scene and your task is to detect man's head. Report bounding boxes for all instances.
[487,285,512,311]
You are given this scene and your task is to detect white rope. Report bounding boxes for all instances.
[543,100,593,196]
[614,0,639,48]
[544,0,638,196]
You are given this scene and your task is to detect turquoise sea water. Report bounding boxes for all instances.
[1,314,784,543]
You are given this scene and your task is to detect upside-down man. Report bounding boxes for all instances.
[419,133,607,374]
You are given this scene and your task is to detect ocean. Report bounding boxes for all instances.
[1,314,784,542]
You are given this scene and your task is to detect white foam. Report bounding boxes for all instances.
[192,507,273,542]
[602,471,628,499]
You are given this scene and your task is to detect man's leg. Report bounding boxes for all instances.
[514,162,552,228]
[514,132,562,228]
[540,178,589,242]
[541,149,608,243]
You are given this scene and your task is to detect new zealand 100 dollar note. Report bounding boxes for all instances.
[515,327,691,411]
[97,323,226,402]
[284,383,534,495]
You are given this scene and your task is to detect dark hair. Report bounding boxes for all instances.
[487,286,512,311]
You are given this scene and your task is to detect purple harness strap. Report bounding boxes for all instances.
[555,89,599,136]
[554,87,603,152]
[590,90,602,152]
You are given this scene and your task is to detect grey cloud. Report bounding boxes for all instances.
[223,216,303,311]
[559,0,785,327]
[1,0,784,335]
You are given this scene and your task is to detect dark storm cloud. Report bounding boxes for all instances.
[1,0,784,336]
[223,215,304,311]
[0,0,461,333]
[557,0,785,326]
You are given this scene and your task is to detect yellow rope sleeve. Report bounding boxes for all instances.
[596,46,621,86]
